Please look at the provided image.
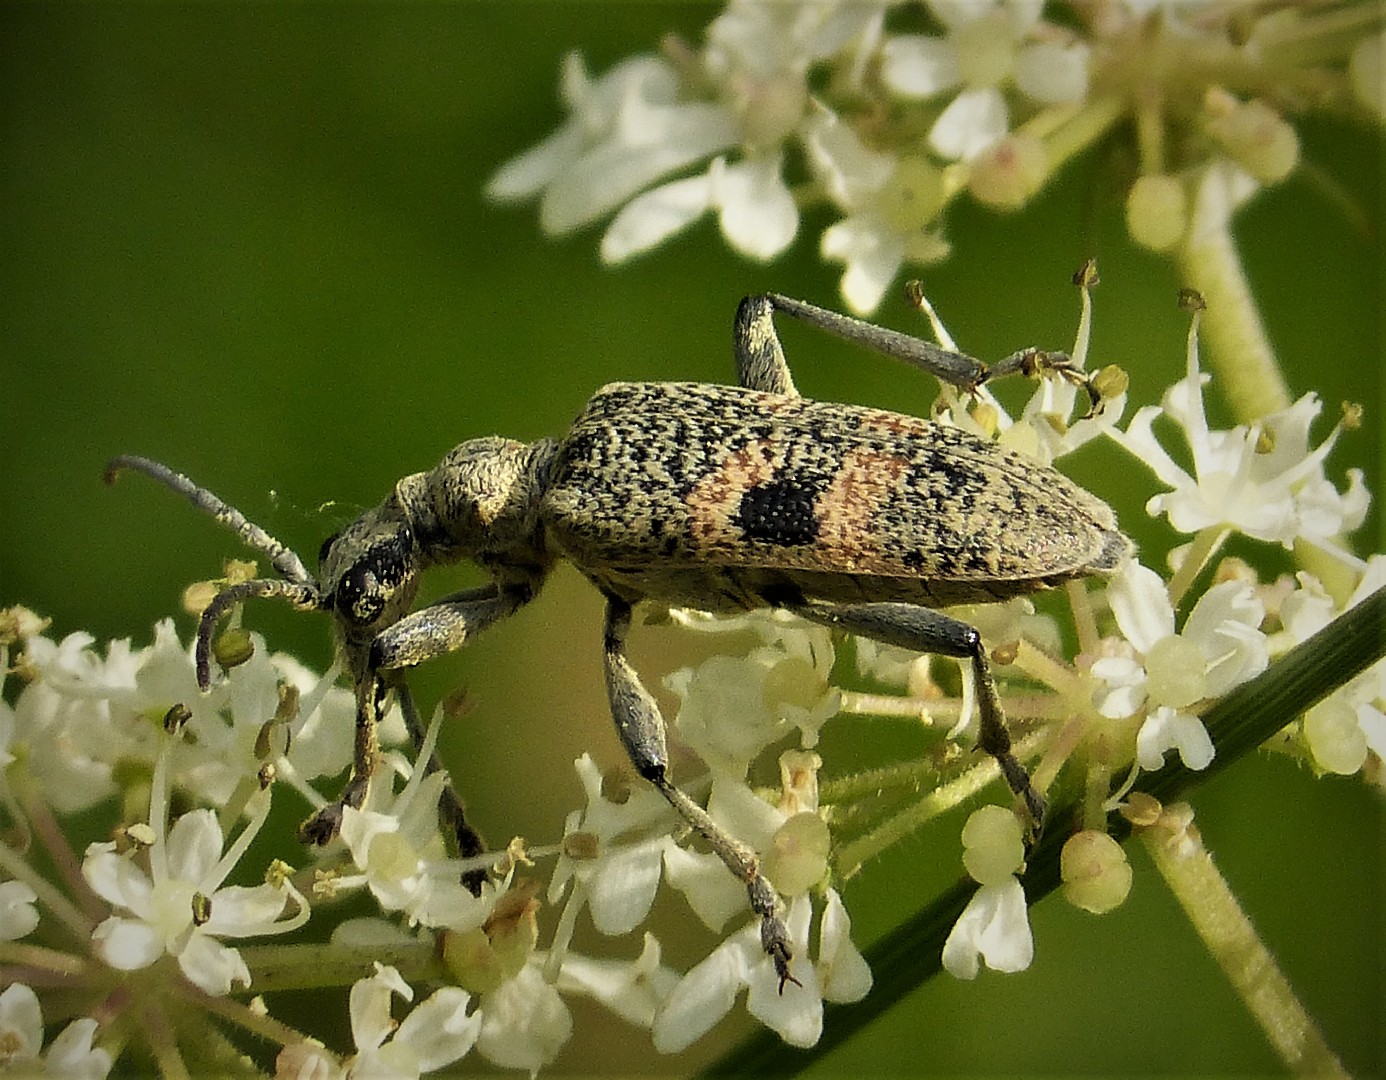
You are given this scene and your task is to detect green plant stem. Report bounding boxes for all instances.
[1177,220,1290,421]
[701,585,1385,1077]
[1141,815,1347,1077]
[238,939,441,993]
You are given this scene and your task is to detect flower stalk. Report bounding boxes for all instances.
[1140,804,1347,1078]
[1177,223,1290,421]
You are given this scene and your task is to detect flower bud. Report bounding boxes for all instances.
[213,627,254,672]
[1204,90,1298,184]
[1061,830,1132,913]
[1126,174,1187,251]
[961,804,1025,886]
[968,133,1047,211]
[764,811,831,896]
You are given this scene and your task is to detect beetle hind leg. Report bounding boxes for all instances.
[602,594,798,989]
[791,599,1047,829]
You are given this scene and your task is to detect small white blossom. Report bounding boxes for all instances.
[338,741,497,931]
[488,3,890,276]
[807,111,951,313]
[943,805,1033,979]
[546,754,676,948]
[1109,309,1367,549]
[11,620,384,816]
[942,878,1033,979]
[0,879,39,940]
[486,52,737,237]
[346,963,480,1079]
[1093,562,1269,771]
[880,1,1088,161]
[0,984,112,1079]
[81,739,308,995]
[652,889,869,1053]
[554,932,681,1028]
[474,962,574,1074]
[666,610,838,774]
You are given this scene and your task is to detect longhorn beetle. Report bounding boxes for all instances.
[107,292,1131,989]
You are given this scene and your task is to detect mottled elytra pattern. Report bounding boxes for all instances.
[543,381,1123,596]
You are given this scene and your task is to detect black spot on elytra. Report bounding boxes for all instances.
[732,477,820,547]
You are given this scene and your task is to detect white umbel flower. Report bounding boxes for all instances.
[81,740,308,995]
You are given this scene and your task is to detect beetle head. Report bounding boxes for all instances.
[318,504,421,635]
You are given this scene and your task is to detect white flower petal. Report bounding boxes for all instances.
[745,960,821,1048]
[475,965,573,1073]
[391,987,480,1073]
[1136,707,1214,771]
[91,916,164,971]
[880,35,961,98]
[202,884,290,938]
[707,778,784,853]
[176,932,251,996]
[588,837,667,936]
[1107,562,1176,653]
[651,932,752,1054]
[164,810,223,887]
[81,844,153,913]
[350,967,406,1055]
[556,932,679,1028]
[600,171,712,263]
[816,889,872,1003]
[821,216,905,314]
[803,109,894,208]
[0,880,40,941]
[44,1017,113,1080]
[538,103,737,235]
[662,844,747,933]
[941,878,1033,979]
[1013,41,1089,104]
[1183,581,1264,642]
[486,125,586,203]
[0,983,43,1061]
[715,156,798,261]
[1356,702,1386,759]
[928,87,1009,161]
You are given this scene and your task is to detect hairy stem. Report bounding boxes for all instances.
[1141,806,1347,1077]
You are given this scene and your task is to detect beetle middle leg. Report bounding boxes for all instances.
[791,599,1047,827]
[602,593,797,988]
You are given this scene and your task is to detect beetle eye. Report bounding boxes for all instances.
[331,538,412,627]
[318,531,341,567]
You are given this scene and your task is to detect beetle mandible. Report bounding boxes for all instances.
[107,292,1131,988]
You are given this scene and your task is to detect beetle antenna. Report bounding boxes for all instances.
[196,578,325,689]
[105,454,315,586]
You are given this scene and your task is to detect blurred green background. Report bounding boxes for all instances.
[1,5,1381,1076]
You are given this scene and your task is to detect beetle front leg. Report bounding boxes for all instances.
[298,673,388,844]
[299,583,534,845]
[791,600,1047,828]
[602,594,798,989]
